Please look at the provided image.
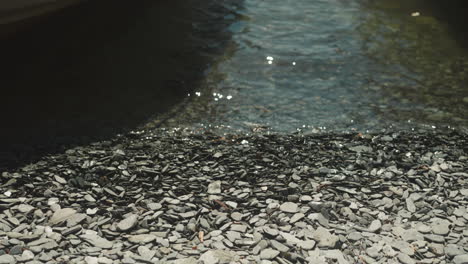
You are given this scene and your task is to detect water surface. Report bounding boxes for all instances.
[153,0,468,133]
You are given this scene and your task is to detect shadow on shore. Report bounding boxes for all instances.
[0,0,242,169]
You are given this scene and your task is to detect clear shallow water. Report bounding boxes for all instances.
[153,0,468,133]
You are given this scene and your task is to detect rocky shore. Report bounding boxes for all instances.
[0,129,467,264]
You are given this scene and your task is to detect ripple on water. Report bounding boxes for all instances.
[154,0,468,133]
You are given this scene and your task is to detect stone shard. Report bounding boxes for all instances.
[49,208,77,225]
[117,214,138,232]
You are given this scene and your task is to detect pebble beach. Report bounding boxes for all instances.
[0,129,467,263]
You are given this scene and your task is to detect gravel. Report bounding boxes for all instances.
[0,129,467,263]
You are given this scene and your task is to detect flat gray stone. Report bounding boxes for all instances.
[179,211,197,218]
[308,213,329,227]
[128,234,157,244]
[297,240,316,250]
[382,244,397,257]
[323,250,349,264]
[401,229,424,242]
[416,224,431,233]
[260,248,280,260]
[84,194,96,202]
[49,208,77,225]
[368,220,382,233]
[252,240,268,255]
[174,258,198,264]
[391,241,414,256]
[428,243,444,256]
[10,245,23,255]
[0,255,15,264]
[207,181,222,194]
[270,240,289,252]
[67,213,87,226]
[264,227,279,237]
[20,250,34,261]
[424,234,445,243]
[85,256,98,264]
[347,232,362,241]
[18,204,35,213]
[231,212,243,221]
[397,253,415,264]
[147,203,162,210]
[445,244,466,257]
[313,227,339,248]
[230,224,247,233]
[138,245,156,259]
[226,231,241,242]
[406,198,416,213]
[80,233,113,249]
[290,213,305,224]
[430,219,450,236]
[117,214,138,231]
[199,250,238,264]
[366,245,381,258]
[453,255,468,264]
[280,202,298,213]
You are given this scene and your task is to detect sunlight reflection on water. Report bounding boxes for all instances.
[152,0,468,134]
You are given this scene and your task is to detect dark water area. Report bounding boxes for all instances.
[1,0,468,168]
[0,0,239,167]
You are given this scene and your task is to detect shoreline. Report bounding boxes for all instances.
[0,129,467,263]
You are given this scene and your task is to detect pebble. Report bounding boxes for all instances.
[279,202,298,213]
[80,233,114,249]
[368,220,382,232]
[17,204,34,213]
[397,253,416,264]
[0,255,15,264]
[117,214,138,231]
[270,240,289,252]
[430,219,450,236]
[453,255,468,264]
[313,227,339,248]
[0,129,466,264]
[128,234,157,244]
[207,181,222,194]
[260,248,280,260]
[49,208,77,225]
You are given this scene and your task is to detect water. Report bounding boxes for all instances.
[150,0,468,133]
[1,0,468,148]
